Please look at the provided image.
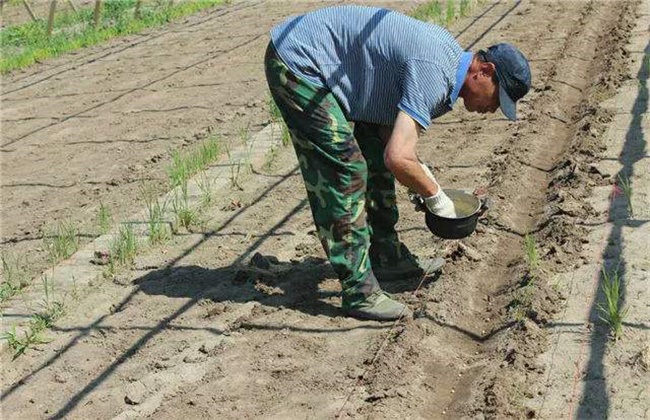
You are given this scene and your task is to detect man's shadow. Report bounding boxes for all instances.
[135,253,439,318]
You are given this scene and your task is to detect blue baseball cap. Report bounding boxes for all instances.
[480,43,531,121]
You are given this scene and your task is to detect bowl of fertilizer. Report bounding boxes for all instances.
[424,189,489,239]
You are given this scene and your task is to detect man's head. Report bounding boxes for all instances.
[460,43,531,120]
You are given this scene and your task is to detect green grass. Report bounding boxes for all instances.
[445,0,456,25]
[196,172,215,207]
[172,181,199,230]
[141,184,170,245]
[1,0,227,74]
[167,135,220,188]
[1,275,65,360]
[524,233,539,274]
[459,0,471,17]
[412,1,444,23]
[43,220,79,264]
[598,264,628,341]
[97,200,112,235]
[108,224,137,273]
[267,95,290,146]
[1,253,28,303]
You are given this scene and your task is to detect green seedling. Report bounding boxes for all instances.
[617,174,634,218]
[141,184,170,245]
[196,172,215,207]
[172,181,199,230]
[524,233,540,274]
[97,200,112,235]
[1,253,28,303]
[225,129,254,190]
[268,95,291,146]
[597,264,628,341]
[108,224,137,273]
[1,0,227,73]
[167,135,220,188]
[43,220,79,264]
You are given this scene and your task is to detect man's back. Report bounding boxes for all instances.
[271,5,465,128]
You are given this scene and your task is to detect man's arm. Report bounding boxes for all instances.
[383,111,438,196]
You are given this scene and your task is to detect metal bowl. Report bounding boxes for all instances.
[424,189,488,239]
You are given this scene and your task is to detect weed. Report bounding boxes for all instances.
[1,275,65,360]
[1,253,28,303]
[617,174,634,218]
[43,220,79,264]
[97,200,112,235]
[141,184,170,245]
[108,224,137,273]
[597,264,628,340]
[0,327,49,360]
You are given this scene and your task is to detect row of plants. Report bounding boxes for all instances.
[1,0,227,73]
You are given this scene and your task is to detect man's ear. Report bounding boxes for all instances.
[481,61,496,78]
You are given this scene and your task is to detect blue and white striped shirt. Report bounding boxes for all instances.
[270,5,472,129]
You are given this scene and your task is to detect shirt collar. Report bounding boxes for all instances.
[450,52,474,105]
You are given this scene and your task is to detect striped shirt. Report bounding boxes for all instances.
[270,5,472,129]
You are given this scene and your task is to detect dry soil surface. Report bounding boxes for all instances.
[1,0,648,419]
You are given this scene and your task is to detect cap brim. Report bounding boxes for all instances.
[499,85,517,121]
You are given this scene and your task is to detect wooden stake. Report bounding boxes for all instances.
[66,0,77,13]
[21,0,38,22]
[134,0,142,19]
[93,0,102,28]
[47,0,57,36]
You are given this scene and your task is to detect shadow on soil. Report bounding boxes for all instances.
[577,41,648,419]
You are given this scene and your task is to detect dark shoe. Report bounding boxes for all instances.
[373,256,445,282]
[345,290,412,321]
[371,242,445,282]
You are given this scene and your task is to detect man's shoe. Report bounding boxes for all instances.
[373,255,445,282]
[345,290,412,321]
[371,242,445,282]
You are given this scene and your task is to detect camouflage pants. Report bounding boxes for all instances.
[264,42,400,307]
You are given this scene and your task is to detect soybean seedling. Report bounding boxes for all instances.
[43,220,79,264]
[617,174,634,218]
[597,264,628,341]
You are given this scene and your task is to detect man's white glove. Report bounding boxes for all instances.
[424,189,457,218]
[419,162,457,218]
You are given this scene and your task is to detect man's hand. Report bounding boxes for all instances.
[419,162,457,218]
[384,111,439,197]
[424,190,457,218]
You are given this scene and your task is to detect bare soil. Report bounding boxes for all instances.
[1,1,648,419]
